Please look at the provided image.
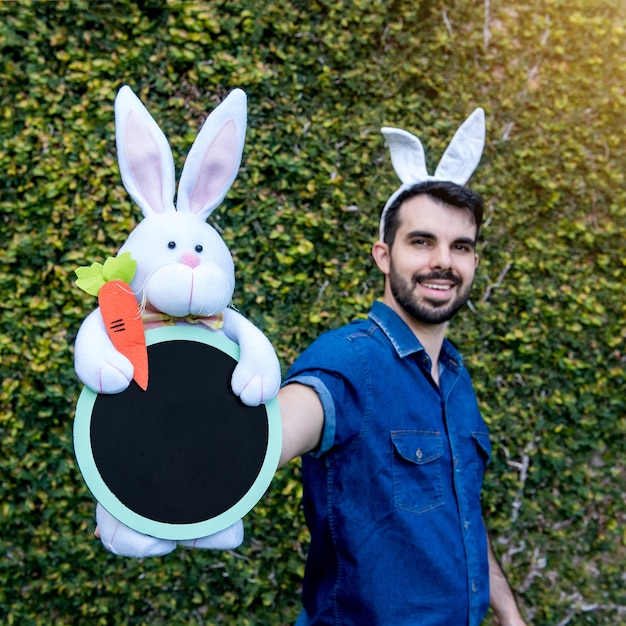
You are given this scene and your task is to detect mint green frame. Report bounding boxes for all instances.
[74,326,282,540]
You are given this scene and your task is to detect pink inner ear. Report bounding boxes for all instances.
[188,120,238,215]
[126,111,167,213]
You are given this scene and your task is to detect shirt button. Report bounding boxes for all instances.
[416,449,423,460]
[472,581,478,593]
[454,456,459,468]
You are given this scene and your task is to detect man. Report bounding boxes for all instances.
[277,111,527,625]
[92,110,527,625]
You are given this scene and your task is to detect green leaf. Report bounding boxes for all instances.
[74,253,136,296]
[74,262,105,296]
[102,253,137,284]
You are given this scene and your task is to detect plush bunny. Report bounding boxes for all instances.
[74,85,281,557]
[379,108,485,238]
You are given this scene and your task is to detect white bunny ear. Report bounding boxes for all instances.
[381,127,429,185]
[434,107,485,185]
[176,88,247,221]
[379,108,486,240]
[115,85,176,217]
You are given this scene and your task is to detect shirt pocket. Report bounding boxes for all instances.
[391,430,444,515]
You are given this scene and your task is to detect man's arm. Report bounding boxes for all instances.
[277,383,325,467]
[488,534,527,626]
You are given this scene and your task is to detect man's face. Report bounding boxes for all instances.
[375,195,479,326]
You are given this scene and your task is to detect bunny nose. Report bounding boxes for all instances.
[180,252,201,268]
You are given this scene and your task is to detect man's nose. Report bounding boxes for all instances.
[430,245,452,269]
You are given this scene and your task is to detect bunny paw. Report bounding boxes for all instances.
[85,356,134,394]
[178,520,244,550]
[96,504,176,557]
[231,365,280,407]
[74,309,135,394]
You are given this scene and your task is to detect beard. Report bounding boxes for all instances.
[389,264,473,325]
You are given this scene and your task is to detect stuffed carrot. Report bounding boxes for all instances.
[98,279,148,391]
[75,253,148,391]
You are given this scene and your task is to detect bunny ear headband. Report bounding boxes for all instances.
[379,107,485,239]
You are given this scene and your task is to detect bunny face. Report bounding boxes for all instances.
[119,213,235,317]
[113,85,247,316]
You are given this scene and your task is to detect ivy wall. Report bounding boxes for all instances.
[1,1,624,624]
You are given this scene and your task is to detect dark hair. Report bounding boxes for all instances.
[382,180,484,247]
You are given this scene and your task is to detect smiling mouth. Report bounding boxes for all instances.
[421,282,454,291]
[416,272,460,292]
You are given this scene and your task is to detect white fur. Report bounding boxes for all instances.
[75,85,281,557]
[75,309,134,394]
[379,108,486,238]
[119,212,235,317]
[96,504,176,557]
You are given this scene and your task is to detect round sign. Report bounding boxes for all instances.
[74,326,281,540]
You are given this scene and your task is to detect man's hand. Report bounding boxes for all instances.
[493,614,528,626]
[493,615,528,626]
[488,533,528,626]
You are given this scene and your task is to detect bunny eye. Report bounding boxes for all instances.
[167,241,176,249]
[195,245,203,253]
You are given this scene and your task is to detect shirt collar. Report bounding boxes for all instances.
[368,300,463,371]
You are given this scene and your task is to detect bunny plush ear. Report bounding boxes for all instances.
[115,86,176,217]
[379,108,486,238]
[176,89,247,221]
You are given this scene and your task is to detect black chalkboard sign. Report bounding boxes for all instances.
[74,326,281,540]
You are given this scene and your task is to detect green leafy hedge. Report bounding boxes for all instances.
[1,1,624,624]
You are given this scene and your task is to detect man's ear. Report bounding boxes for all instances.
[372,240,391,275]
[474,253,480,269]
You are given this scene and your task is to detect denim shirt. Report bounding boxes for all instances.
[285,301,492,626]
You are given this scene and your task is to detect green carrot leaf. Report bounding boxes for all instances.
[102,253,137,284]
[75,262,106,296]
[75,253,137,296]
